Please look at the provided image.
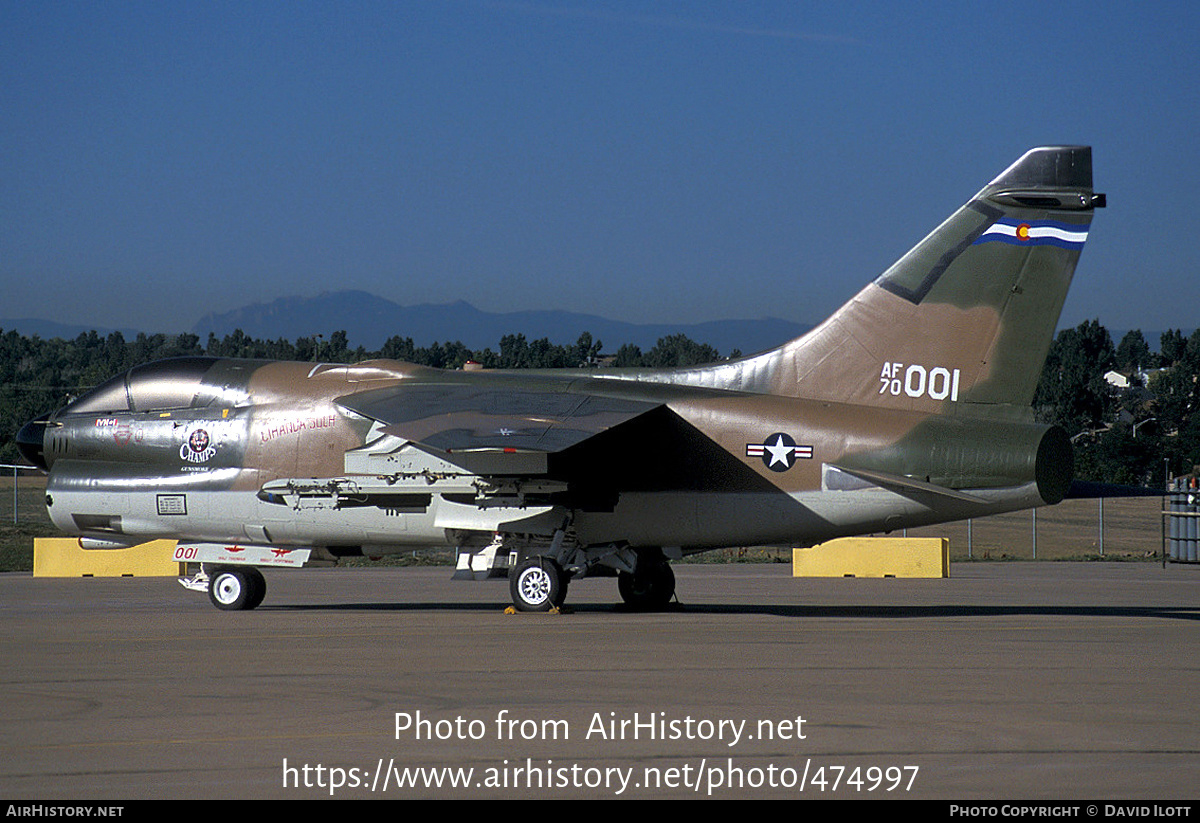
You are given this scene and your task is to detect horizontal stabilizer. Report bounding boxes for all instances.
[829,464,988,505]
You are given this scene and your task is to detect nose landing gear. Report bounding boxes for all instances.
[207,566,267,611]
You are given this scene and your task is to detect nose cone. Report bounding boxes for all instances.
[16,414,49,470]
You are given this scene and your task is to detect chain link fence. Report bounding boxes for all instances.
[906,496,1164,560]
[0,465,49,526]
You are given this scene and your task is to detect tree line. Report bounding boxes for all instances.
[1,321,1195,486]
[1034,323,1199,486]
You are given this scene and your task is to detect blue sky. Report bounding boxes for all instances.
[3,1,1198,338]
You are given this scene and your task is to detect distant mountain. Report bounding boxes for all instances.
[192,291,811,356]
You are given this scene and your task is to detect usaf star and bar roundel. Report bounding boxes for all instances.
[746,433,814,472]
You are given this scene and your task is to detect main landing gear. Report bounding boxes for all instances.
[507,550,676,612]
[207,566,267,611]
[617,555,675,611]
[509,556,569,612]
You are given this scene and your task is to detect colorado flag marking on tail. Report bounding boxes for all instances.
[974,218,1089,249]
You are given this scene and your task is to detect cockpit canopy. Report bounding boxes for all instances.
[61,357,223,416]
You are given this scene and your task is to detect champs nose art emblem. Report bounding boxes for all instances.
[181,427,216,463]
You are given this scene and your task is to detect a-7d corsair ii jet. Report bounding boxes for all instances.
[18,146,1104,612]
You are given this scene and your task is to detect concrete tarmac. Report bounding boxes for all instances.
[1,562,1196,799]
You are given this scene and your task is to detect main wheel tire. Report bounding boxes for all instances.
[618,560,675,610]
[244,567,266,610]
[510,557,568,612]
[208,567,265,611]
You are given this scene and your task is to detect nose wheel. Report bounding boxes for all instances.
[207,566,267,611]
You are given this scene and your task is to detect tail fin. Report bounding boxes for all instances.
[707,146,1104,411]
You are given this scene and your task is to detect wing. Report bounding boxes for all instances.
[336,378,779,493]
[337,382,662,467]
